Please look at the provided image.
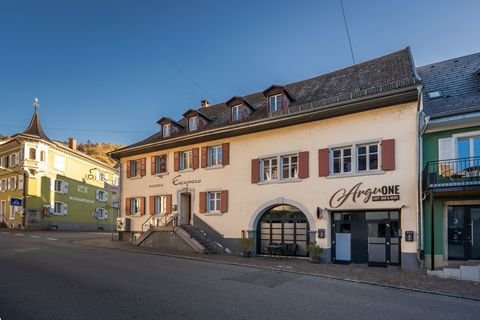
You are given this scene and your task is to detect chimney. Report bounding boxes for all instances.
[201,99,210,108]
[69,138,77,150]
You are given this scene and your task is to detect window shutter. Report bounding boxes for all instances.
[149,196,155,215]
[381,139,395,171]
[151,156,156,175]
[201,147,208,168]
[96,190,100,201]
[222,143,230,166]
[126,161,131,178]
[192,148,199,169]
[220,190,228,213]
[318,148,330,177]
[6,179,10,190]
[166,194,172,214]
[62,181,69,194]
[438,137,454,161]
[50,178,55,192]
[140,197,146,216]
[18,175,23,190]
[140,158,146,176]
[63,203,68,215]
[174,152,180,172]
[104,192,108,202]
[298,151,309,178]
[199,192,206,214]
[125,198,131,216]
[251,159,260,183]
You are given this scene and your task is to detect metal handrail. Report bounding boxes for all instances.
[424,156,480,190]
[141,213,178,233]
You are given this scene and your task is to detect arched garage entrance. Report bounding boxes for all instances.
[257,204,309,256]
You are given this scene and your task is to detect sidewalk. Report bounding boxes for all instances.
[77,237,480,301]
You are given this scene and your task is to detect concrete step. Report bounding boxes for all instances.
[429,265,480,282]
[460,266,480,282]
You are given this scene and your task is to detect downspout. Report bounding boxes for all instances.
[415,84,424,267]
[22,170,28,229]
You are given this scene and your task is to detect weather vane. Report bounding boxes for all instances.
[33,97,39,111]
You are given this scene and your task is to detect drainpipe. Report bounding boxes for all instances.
[22,170,28,229]
[416,84,424,267]
[430,191,435,270]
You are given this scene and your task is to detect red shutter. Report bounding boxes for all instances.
[220,190,228,213]
[125,198,131,216]
[251,159,260,183]
[318,148,330,177]
[126,161,131,178]
[381,139,395,171]
[193,148,199,169]
[166,194,172,214]
[298,151,309,178]
[140,197,146,215]
[222,143,230,166]
[151,156,156,175]
[149,196,155,215]
[140,158,146,176]
[201,147,208,168]
[199,192,206,214]
[174,152,180,172]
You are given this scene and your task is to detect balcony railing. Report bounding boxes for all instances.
[423,156,480,190]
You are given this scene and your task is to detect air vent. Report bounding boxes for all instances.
[427,91,443,99]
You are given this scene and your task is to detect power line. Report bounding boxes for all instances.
[0,124,152,135]
[340,0,356,65]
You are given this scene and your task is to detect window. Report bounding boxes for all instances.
[0,156,7,168]
[458,136,480,158]
[97,171,106,182]
[153,155,168,175]
[10,205,16,219]
[207,191,221,213]
[332,147,352,174]
[112,175,120,186]
[54,179,68,194]
[427,91,443,99]
[96,189,108,202]
[163,123,171,138]
[129,159,141,177]
[357,144,378,171]
[40,150,46,162]
[231,104,241,122]
[180,150,193,170]
[9,177,17,190]
[262,157,278,181]
[269,94,283,112]
[129,197,143,215]
[154,195,167,214]
[281,154,298,179]
[29,148,36,160]
[188,116,198,131]
[208,146,222,167]
[95,207,108,220]
[53,202,67,215]
[0,179,6,192]
[9,153,17,167]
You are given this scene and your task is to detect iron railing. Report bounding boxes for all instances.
[423,156,480,190]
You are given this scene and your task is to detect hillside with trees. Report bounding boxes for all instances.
[77,141,123,166]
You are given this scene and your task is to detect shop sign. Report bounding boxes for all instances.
[148,183,164,188]
[172,174,201,186]
[329,182,400,208]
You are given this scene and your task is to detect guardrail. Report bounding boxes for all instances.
[423,156,480,190]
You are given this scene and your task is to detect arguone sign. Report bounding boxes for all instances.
[329,182,400,208]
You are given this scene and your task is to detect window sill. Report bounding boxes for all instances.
[154,172,170,177]
[257,178,302,185]
[179,168,194,173]
[327,170,384,179]
[128,176,143,180]
[205,212,223,216]
[205,165,224,170]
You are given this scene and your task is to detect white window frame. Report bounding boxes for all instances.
[207,191,221,213]
[261,157,278,181]
[180,150,193,171]
[332,146,352,174]
[356,143,379,172]
[112,175,120,186]
[9,176,17,190]
[154,195,167,215]
[208,145,222,167]
[53,201,68,215]
[54,179,68,194]
[280,154,298,179]
[40,150,46,162]
[9,153,17,167]
[188,116,198,131]
[96,189,108,202]
[1,156,7,168]
[95,207,108,220]
[130,198,141,215]
[154,154,168,175]
[0,200,6,220]
[29,147,36,160]
[162,123,171,138]
[129,159,141,177]
[269,94,283,112]
[231,104,241,121]
[330,141,380,176]
[0,179,6,192]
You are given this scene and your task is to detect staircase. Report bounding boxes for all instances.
[135,214,177,246]
[428,261,480,282]
[179,224,221,254]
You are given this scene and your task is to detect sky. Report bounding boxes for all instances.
[1,0,479,145]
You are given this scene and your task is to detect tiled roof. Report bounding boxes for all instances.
[417,52,480,118]
[118,48,418,153]
[15,109,51,141]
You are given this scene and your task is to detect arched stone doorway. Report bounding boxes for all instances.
[257,204,310,256]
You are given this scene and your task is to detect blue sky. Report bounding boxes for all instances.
[1,0,479,145]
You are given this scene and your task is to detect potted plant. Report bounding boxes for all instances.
[307,243,323,263]
[240,238,253,257]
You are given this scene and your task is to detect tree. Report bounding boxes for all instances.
[77,142,123,166]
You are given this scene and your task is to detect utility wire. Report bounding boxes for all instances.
[0,124,152,135]
[340,0,356,65]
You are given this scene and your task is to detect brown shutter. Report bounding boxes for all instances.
[166,194,172,214]
[140,197,146,215]
[220,190,228,213]
[199,192,206,213]
[318,148,330,177]
[251,159,260,183]
[222,143,230,166]
[381,139,395,171]
[140,158,146,176]
[201,147,208,168]
[151,156,156,175]
[125,198,131,216]
[174,152,180,172]
[149,196,155,215]
[298,151,309,178]
[126,161,131,178]
[192,148,199,169]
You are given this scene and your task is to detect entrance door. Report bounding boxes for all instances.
[366,211,400,266]
[180,193,191,225]
[448,206,480,260]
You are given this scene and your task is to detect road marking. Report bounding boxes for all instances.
[88,232,110,235]
[46,238,58,241]
[15,233,25,236]
[30,235,41,238]
[1,232,8,234]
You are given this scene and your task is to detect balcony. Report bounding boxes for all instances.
[423,157,480,191]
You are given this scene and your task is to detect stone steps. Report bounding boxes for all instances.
[428,265,480,282]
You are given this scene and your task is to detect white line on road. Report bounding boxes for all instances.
[30,235,41,238]
[46,238,58,241]
[1,232,8,234]
[15,233,25,236]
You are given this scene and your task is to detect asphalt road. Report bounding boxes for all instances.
[0,231,478,320]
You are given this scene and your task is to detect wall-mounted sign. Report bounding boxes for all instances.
[148,184,164,188]
[329,182,400,208]
[77,185,88,193]
[69,196,94,204]
[172,175,201,186]
[10,198,23,206]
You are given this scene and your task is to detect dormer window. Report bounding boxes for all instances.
[188,116,199,131]
[162,123,171,138]
[269,94,283,112]
[232,104,242,122]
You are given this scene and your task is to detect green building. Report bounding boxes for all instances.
[418,53,480,270]
[0,98,119,230]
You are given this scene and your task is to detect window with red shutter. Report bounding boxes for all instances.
[381,139,395,171]
[222,143,230,166]
[149,196,155,215]
[251,159,260,183]
[199,192,206,213]
[220,190,228,213]
[140,158,146,176]
[192,148,199,169]
[125,197,131,216]
[201,147,208,168]
[174,152,180,172]
[298,151,309,178]
[166,194,172,214]
[318,148,330,177]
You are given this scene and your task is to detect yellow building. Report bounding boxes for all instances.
[112,48,422,268]
[0,98,119,230]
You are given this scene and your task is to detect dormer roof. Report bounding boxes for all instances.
[225,96,255,110]
[156,117,184,128]
[182,109,211,121]
[12,100,51,142]
[262,85,295,101]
